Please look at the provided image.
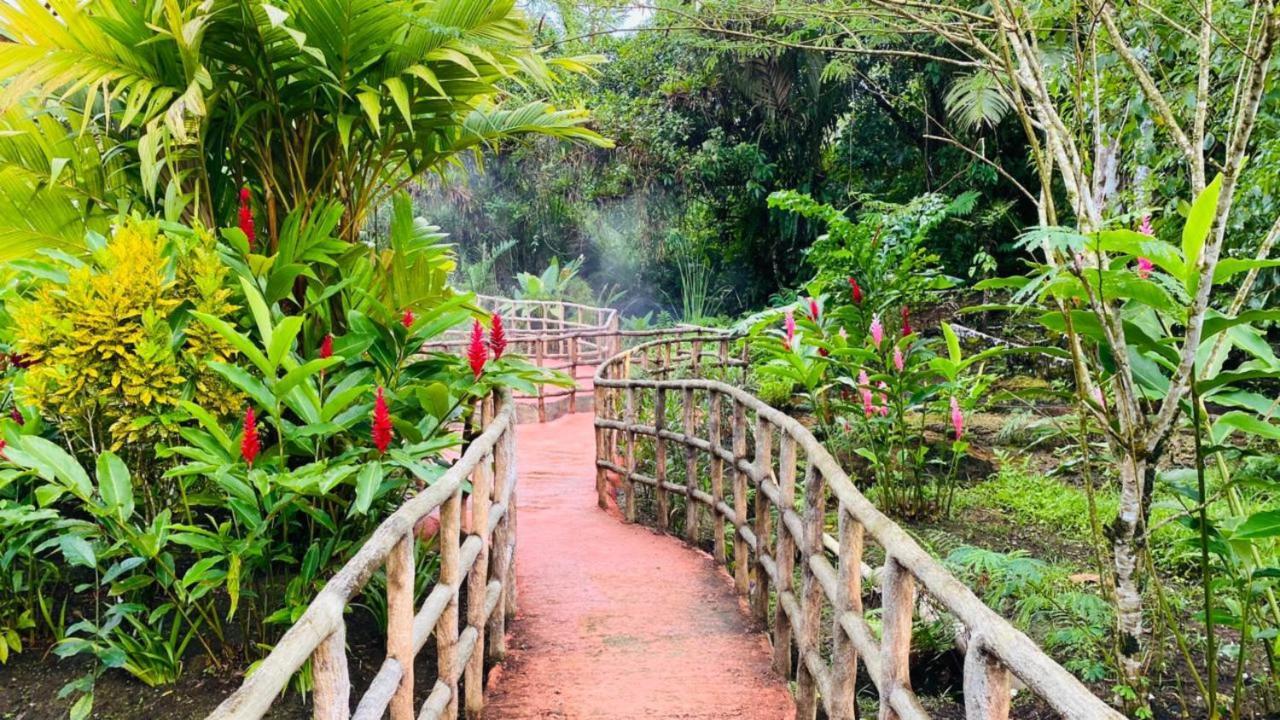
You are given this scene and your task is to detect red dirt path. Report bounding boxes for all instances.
[483,411,796,719]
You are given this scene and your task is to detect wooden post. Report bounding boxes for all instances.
[879,557,915,720]
[488,426,514,662]
[829,507,864,720]
[708,390,726,563]
[691,338,702,377]
[796,464,827,719]
[750,415,773,625]
[624,386,638,522]
[654,387,669,531]
[312,624,350,720]
[464,451,493,719]
[771,435,798,679]
[535,338,546,422]
[595,400,609,511]
[964,639,1012,720]
[386,534,414,720]
[732,399,749,595]
[682,387,698,542]
[437,488,462,718]
[569,335,579,411]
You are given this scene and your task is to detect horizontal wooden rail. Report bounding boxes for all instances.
[593,335,1126,720]
[423,295,731,422]
[207,391,519,720]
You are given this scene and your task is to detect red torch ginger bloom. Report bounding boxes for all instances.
[869,314,884,348]
[808,297,820,321]
[467,320,488,378]
[901,306,913,337]
[848,277,863,304]
[950,396,965,441]
[1136,257,1154,280]
[489,315,507,359]
[783,309,796,351]
[893,346,904,373]
[401,309,416,329]
[237,187,256,246]
[241,407,261,467]
[318,334,334,360]
[372,387,394,453]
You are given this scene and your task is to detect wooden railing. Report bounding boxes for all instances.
[207,391,518,720]
[593,335,1126,720]
[425,296,721,421]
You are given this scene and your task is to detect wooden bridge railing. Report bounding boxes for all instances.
[424,295,716,421]
[593,334,1126,720]
[207,391,518,720]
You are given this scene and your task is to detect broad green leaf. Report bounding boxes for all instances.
[177,400,234,453]
[1212,411,1280,444]
[1236,510,1280,539]
[266,315,305,372]
[277,356,343,398]
[941,323,961,364]
[1182,174,1222,293]
[353,463,383,515]
[207,362,275,408]
[191,312,271,374]
[96,452,134,522]
[16,436,92,499]
[239,277,274,346]
[59,535,96,569]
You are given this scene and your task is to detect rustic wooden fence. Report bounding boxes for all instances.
[207,391,518,720]
[425,296,720,421]
[593,334,1126,720]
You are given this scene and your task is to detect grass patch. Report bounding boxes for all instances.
[955,455,1118,535]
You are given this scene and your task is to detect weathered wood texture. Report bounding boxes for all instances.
[206,391,519,720]
[592,335,1125,720]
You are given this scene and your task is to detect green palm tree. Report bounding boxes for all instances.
[0,0,611,256]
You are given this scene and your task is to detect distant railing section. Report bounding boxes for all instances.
[593,335,1125,720]
[425,295,722,421]
[207,391,518,720]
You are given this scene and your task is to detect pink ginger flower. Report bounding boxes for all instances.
[783,309,796,351]
[878,382,890,417]
[950,396,965,441]
[1136,256,1153,280]
[858,369,874,417]
[893,346,904,372]
[838,327,848,341]
[870,314,884,348]
[1139,215,1153,236]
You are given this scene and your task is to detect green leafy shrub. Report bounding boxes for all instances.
[9,219,241,453]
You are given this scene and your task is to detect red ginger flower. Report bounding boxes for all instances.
[901,306,913,337]
[318,334,334,360]
[241,407,261,467]
[9,408,22,425]
[848,277,862,304]
[237,187,256,246]
[808,297,820,321]
[372,387,394,453]
[489,315,507,359]
[401,309,416,329]
[467,320,488,378]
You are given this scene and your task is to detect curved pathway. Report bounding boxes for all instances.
[483,411,796,719]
